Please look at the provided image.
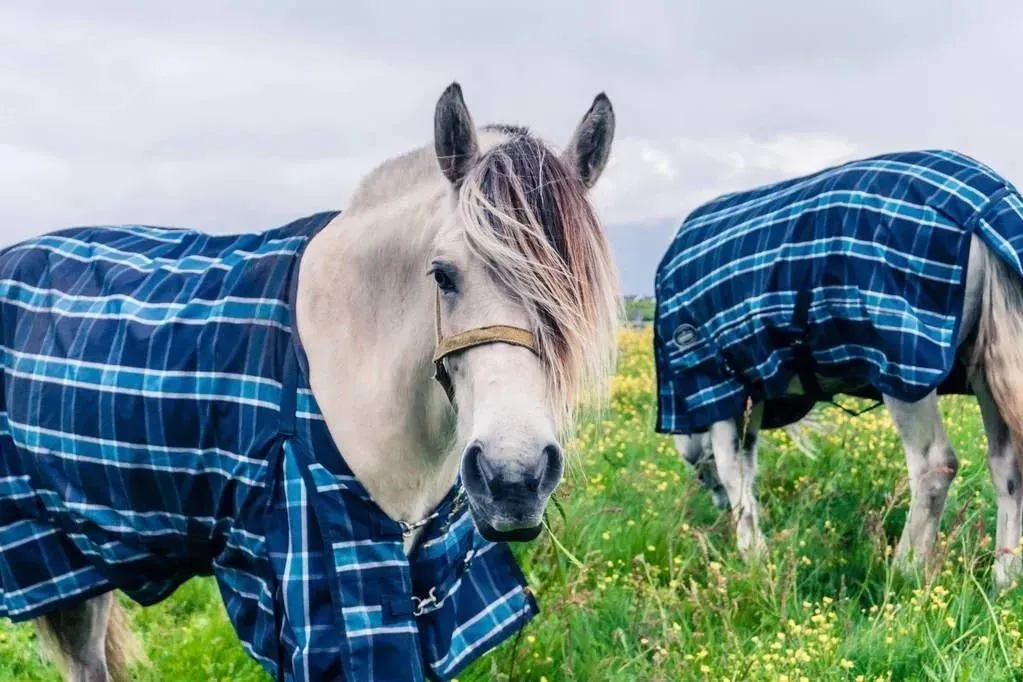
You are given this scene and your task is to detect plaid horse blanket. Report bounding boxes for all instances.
[655,149,1023,435]
[0,211,537,681]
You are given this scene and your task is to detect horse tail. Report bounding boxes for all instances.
[972,242,1023,446]
[105,596,146,682]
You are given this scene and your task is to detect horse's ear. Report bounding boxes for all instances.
[563,93,616,189]
[434,82,479,186]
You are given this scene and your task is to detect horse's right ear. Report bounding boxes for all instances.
[434,82,479,186]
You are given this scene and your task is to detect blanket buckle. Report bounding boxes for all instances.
[412,586,438,617]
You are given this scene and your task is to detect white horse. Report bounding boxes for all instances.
[32,82,621,681]
[673,232,1023,592]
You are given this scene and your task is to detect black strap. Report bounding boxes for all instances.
[824,396,884,418]
[791,286,824,399]
[279,342,298,437]
[434,362,456,405]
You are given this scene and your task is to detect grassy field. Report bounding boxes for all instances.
[3,326,1023,681]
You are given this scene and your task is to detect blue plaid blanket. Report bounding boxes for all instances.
[655,149,1023,435]
[0,212,537,681]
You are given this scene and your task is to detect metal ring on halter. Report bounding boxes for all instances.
[431,292,539,403]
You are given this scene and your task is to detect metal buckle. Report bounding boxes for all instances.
[410,539,476,619]
[400,512,438,538]
[412,586,438,617]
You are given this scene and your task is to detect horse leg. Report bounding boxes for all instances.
[709,405,767,558]
[674,433,729,510]
[971,374,1023,589]
[885,392,958,573]
[36,593,113,682]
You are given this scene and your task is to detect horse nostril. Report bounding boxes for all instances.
[461,440,492,497]
[538,443,564,493]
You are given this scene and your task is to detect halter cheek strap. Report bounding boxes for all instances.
[432,293,539,404]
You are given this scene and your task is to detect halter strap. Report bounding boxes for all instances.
[434,326,537,361]
[432,292,538,403]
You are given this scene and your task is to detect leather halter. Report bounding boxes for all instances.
[432,292,538,404]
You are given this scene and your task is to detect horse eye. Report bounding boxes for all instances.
[432,268,456,292]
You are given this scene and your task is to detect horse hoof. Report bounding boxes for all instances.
[993,553,1022,595]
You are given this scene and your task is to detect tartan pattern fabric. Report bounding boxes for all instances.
[0,211,537,681]
[654,149,1023,435]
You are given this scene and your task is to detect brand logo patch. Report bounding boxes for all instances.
[672,324,698,350]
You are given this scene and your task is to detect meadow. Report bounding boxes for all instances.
[3,326,1022,681]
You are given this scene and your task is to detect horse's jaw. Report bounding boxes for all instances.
[294,214,465,547]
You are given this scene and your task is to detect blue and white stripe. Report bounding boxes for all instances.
[0,211,537,681]
[654,149,1023,434]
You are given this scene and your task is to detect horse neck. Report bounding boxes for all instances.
[295,188,460,532]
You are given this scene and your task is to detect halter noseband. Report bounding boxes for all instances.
[431,293,539,404]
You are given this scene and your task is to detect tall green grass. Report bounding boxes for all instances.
[2,327,1021,681]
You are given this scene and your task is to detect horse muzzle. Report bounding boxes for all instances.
[459,439,563,542]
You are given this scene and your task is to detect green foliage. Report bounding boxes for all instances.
[2,328,1021,681]
[623,296,655,324]
[0,581,263,681]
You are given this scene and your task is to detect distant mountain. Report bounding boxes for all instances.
[605,215,681,298]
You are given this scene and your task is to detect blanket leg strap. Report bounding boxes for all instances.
[791,287,825,400]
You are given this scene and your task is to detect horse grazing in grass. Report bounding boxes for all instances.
[0,82,620,681]
[653,149,1023,591]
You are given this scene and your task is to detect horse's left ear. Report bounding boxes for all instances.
[563,93,616,189]
[434,82,480,186]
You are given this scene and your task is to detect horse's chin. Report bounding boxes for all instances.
[468,505,544,543]
[476,520,543,543]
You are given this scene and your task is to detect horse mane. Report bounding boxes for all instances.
[457,128,621,436]
[341,125,620,437]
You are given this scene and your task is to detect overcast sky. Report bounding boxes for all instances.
[3,1,1023,294]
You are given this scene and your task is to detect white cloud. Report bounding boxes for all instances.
[592,132,860,224]
[714,134,860,177]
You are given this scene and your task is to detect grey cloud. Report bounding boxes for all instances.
[2,1,1022,297]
